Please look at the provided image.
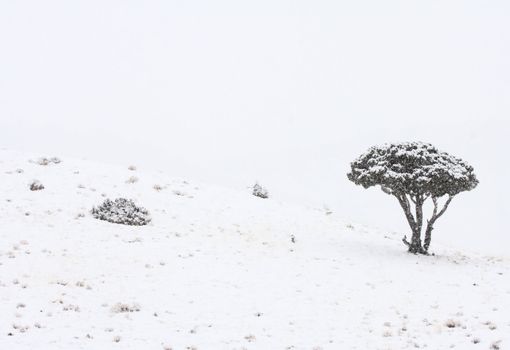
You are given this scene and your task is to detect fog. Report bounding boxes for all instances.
[1,1,509,254]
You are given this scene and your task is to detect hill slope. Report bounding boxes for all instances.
[0,150,508,350]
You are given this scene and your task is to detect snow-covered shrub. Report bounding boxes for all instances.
[347,142,478,254]
[29,180,44,191]
[252,183,269,199]
[91,198,151,226]
[110,302,141,313]
[128,165,137,171]
[491,341,502,350]
[34,157,61,166]
[126,176,139,184]
[173,189,186,196]
[36,158,50,166]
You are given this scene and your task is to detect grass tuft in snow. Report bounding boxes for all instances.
[111,302,141,313]
[29,180,44,191]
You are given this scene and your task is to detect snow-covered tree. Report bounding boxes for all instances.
[347,142,478,254]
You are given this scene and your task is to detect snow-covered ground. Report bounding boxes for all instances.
[1,150,508,350]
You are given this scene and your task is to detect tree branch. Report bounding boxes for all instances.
[435,195,453,220]
[395,192,424,252]
[402,235,411,247]
[396,193,416,230]
[431,196,438,218]
[423,195,454,253]
[415,194,424,237]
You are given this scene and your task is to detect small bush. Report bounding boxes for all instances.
[491,341,501,350]
[29,180,45,191]
[126,176,139,184]
[34,157,61,166]
[111,302,141,313]
[252,183,269,199]
[444,319,460,328]
[91,198,151,226]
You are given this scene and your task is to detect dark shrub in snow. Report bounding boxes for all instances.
[29,180,45,191]
[347,142,478,254]
[252,183,269,199]
[91,198,151,226]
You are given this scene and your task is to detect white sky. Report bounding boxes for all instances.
[1,1,509,254]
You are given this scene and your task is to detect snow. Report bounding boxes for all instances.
[0,150,509,349]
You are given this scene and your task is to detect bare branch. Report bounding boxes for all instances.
[402,194,412,212]
[436,195,453,220]
[423,195,454,253]
[395,193,417,234]
[431,196,438,218]
[402,235,411,247]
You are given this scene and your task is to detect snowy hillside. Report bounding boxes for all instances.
[0,150,508,350]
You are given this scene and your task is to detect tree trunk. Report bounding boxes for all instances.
[397,194,454,255]
[411,196,425,254]
[423,221,433,252]
[397,194,426,254]
[408,228,425,254]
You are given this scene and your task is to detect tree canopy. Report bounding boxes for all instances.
[347,142,478,198]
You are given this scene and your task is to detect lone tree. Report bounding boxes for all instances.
[347,142,478,254]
